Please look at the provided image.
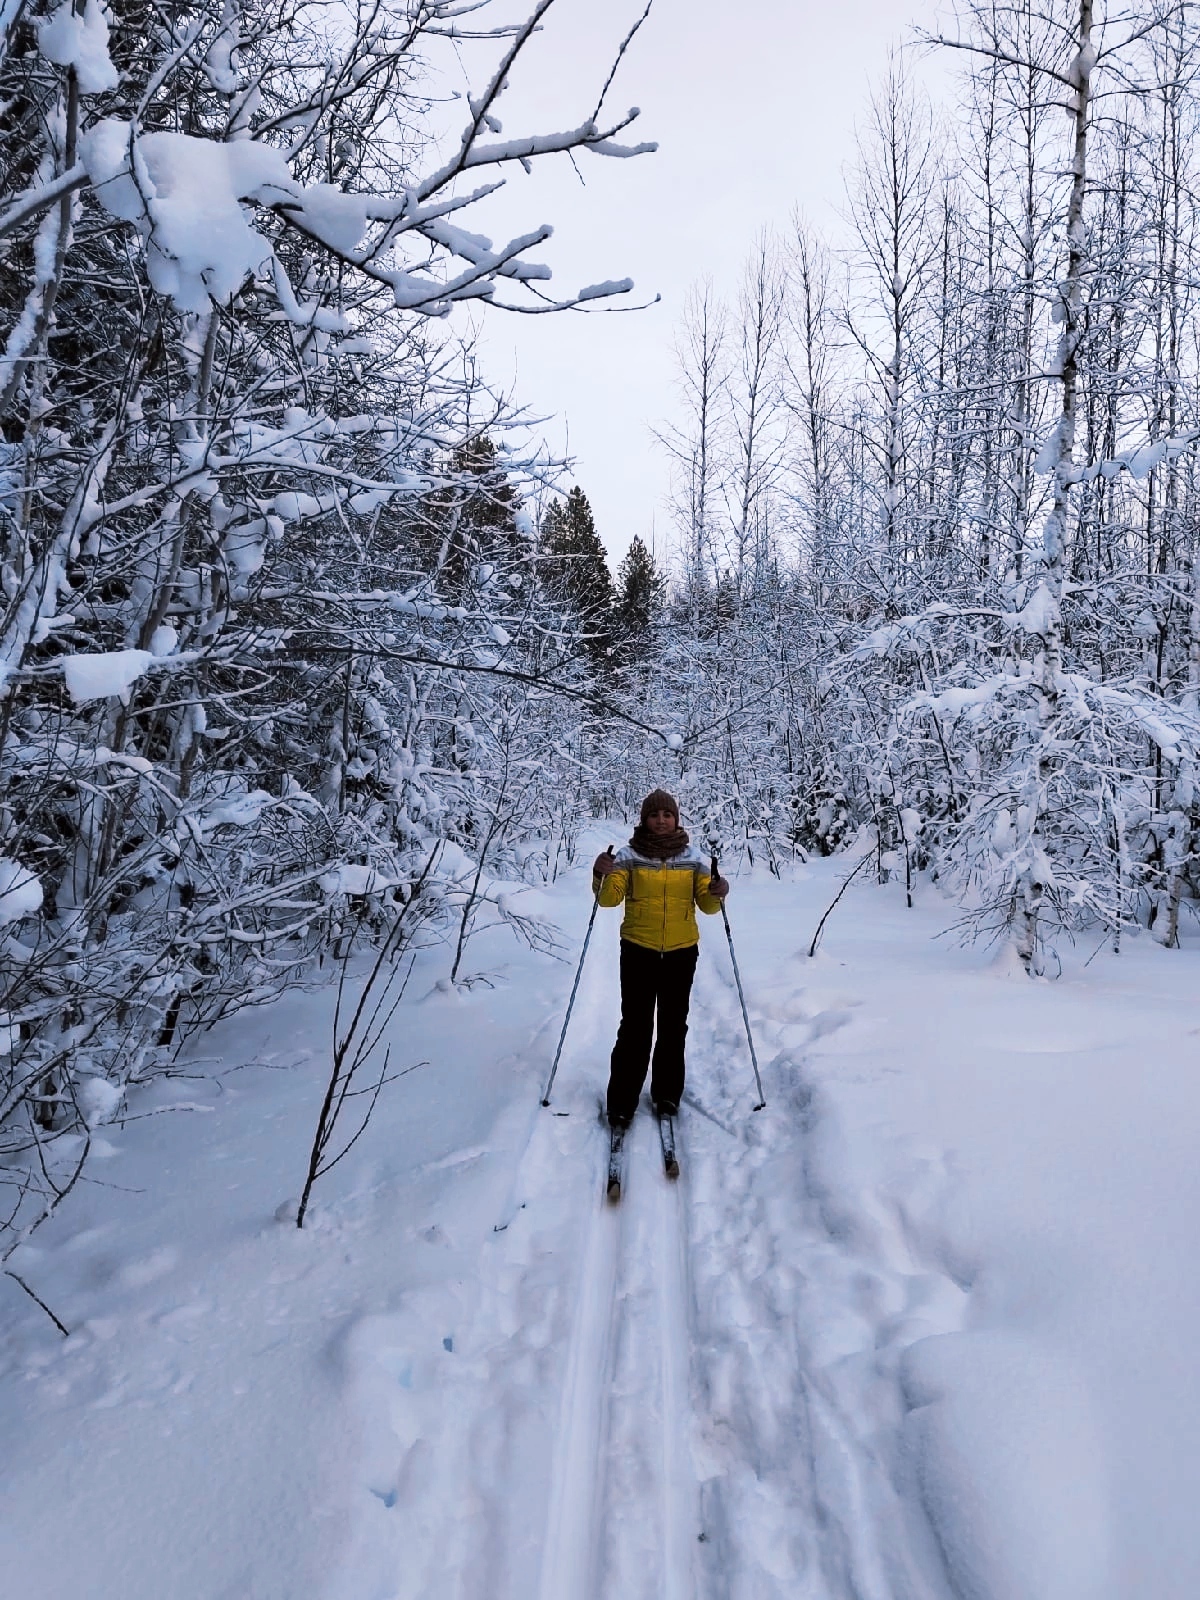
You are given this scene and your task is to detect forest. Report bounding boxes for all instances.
[2,0,1199,1246]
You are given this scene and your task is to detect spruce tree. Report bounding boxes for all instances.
[426,435,525,598]
[540,486,615,662]
[614,534,666,661]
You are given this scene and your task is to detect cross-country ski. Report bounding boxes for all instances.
[606,1121,625,1201]
[656,1109,679,1179]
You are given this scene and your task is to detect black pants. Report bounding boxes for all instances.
[606,940,699,1125]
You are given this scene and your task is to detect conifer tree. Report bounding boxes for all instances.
[614,534,666,660]
[539,486,614,662]
[427,435,526,599]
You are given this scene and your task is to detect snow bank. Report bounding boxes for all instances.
[3,856,1200,1597]
[902,1330,1110,1600]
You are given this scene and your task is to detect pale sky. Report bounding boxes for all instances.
[456,0,948,565]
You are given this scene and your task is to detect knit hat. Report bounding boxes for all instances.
[640,788,680,826]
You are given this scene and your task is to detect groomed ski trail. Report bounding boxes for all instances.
[538,1103,701,1600]
[328,868,974,1600]
[594,1106,700,1600]
[656,1123,699,1600]
[536,1123,625,1600]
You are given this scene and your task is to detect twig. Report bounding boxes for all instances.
[591,0,656,122]
[4,1270,70,1337]
[807,853,873,959]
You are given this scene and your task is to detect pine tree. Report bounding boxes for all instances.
[614,534,666,661]
[539,486,615,662]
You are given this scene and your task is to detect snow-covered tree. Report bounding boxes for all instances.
[0,0,656,1239]
[638,0,1200,953]
[613,534,665,663]
[539,484,614,664]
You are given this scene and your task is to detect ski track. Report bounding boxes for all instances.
[596,1107,699,1600]
[333,927,974,1600]
[537,1123,625,1600]
[683,946,969,1600]
[658,1126,699,1600]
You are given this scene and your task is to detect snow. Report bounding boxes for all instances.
[918,674,1008,718]
[38,0,118,94]
[200,788,271,829]
[82,121,295,311]
[76,1075,124,1128]
[1128,439,1168,481]
[3,850,1200,1596]
[0,858,42,926]
[319,864,397,897]
[294,184,370,255]
[273,491,324,521]
[62,647,155,705]
[1013,579,1057,637]
[1033,419,1065,475]
[578,277,634,301]
[222,518,267,576]
[349,488,391,515]
[147,623,178,657]
[203,6,240,97]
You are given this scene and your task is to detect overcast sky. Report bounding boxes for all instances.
[456,0,947,565]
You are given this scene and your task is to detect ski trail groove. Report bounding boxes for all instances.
[593,1108,702,1600]
[658,1126,698,1600]
[536,1125,624,1600]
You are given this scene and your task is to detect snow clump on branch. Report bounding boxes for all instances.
[38,0,118,94]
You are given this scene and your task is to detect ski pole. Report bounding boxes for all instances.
[541,844,614,1107]
[711,852,765,1110]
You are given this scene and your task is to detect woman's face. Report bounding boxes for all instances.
[646,806,677,837]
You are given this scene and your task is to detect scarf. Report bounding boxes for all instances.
[629,824,690,861]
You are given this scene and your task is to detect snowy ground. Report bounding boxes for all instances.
[2,840,1200,1599]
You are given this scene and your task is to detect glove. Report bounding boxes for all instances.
[593,851,617,878]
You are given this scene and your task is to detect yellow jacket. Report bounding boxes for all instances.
[593,845,722,952]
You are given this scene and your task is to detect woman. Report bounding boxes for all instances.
[592,789,729,1128]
